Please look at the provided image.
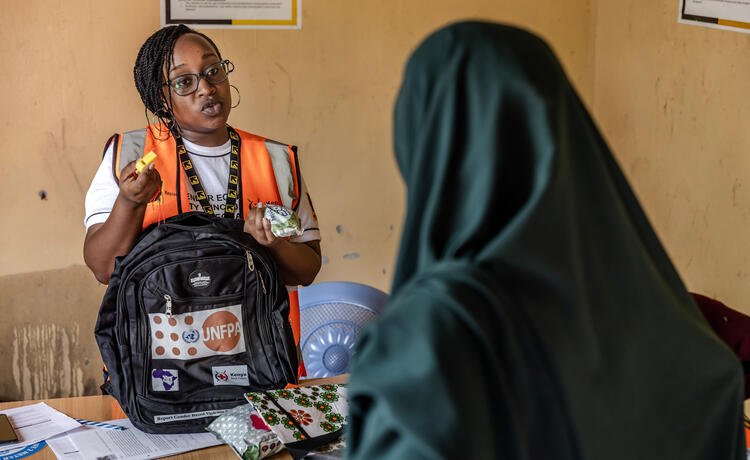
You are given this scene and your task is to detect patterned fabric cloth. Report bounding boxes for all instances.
[245,384,347,453]
[206,402,283,460]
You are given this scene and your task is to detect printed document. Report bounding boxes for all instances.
[0,403,80,450]
[56,419,223,459]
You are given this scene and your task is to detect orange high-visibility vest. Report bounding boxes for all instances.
[110,125,301,227]
[107,124,306,376]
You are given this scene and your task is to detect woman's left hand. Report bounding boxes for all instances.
[244,206,282,247]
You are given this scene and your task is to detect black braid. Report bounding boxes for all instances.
[133,25,223,137]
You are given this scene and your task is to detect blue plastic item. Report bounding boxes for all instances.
[298,281,388,378]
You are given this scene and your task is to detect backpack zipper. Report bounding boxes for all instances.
[164,294,173,317]
[246,250,274,349]
[247,251,267,295]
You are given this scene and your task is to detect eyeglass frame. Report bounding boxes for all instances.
[162,59,235,96]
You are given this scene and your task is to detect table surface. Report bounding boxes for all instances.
[0,375,348,459]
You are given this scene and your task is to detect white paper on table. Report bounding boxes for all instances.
[0,402,81,450]
[46,425,105,460]
[47,435,83,460]
[66,419,223,460]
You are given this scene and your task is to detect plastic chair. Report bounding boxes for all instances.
[298,281,388,378]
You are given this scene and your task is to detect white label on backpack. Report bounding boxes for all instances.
[153,409,226,424]
[149,304,247,360]
[151,369,179,391]
[212,365,250,386]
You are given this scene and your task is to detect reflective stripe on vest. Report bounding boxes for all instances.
[112,125,300,229]
[264,139,300,211]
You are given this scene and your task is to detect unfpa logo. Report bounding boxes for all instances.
[202,311,242,352]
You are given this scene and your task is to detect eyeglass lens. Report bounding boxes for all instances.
[172,62,229,95]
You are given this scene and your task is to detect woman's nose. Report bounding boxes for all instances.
[195,76,216,96]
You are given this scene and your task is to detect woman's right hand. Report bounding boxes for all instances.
[118,161,162,206]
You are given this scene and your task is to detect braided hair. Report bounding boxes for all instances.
[133,25,223,136]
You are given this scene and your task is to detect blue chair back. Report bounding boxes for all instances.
[298,281,388,378]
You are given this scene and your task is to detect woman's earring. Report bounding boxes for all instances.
[151,107,179,138]
[230,85,241,108]
[151,107,167,126]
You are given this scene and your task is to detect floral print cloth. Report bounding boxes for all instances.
[245,384,348,452]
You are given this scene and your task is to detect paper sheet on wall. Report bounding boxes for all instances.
[679,0,750,33]
[161,0,302,29]
[59,419,223,460]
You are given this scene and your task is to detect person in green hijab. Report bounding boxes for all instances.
[345,22,745,460]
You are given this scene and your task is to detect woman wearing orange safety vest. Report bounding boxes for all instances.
[83,25,321,377]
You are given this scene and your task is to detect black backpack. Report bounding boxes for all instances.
[95,212,299,433]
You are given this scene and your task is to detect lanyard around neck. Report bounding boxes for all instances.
[173,126,241,219]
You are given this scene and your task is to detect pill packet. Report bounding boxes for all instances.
[206,403,284,460]
[262,204,303,238]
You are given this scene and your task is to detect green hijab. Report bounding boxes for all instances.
[346,22,745,459]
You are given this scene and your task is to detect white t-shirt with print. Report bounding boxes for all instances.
[84,137,321,244]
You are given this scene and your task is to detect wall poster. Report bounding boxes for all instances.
[679,0,750,33]
[161,0,301,29]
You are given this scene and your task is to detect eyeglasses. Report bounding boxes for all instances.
[163,60,234,96]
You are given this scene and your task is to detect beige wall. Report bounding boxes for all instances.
[0,0,596,285]
[593,0,750,315]
[592,1,750,415]
[3,0,748,404]
[0,0,595,400]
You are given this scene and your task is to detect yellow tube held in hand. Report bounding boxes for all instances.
[135,151,157,174]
